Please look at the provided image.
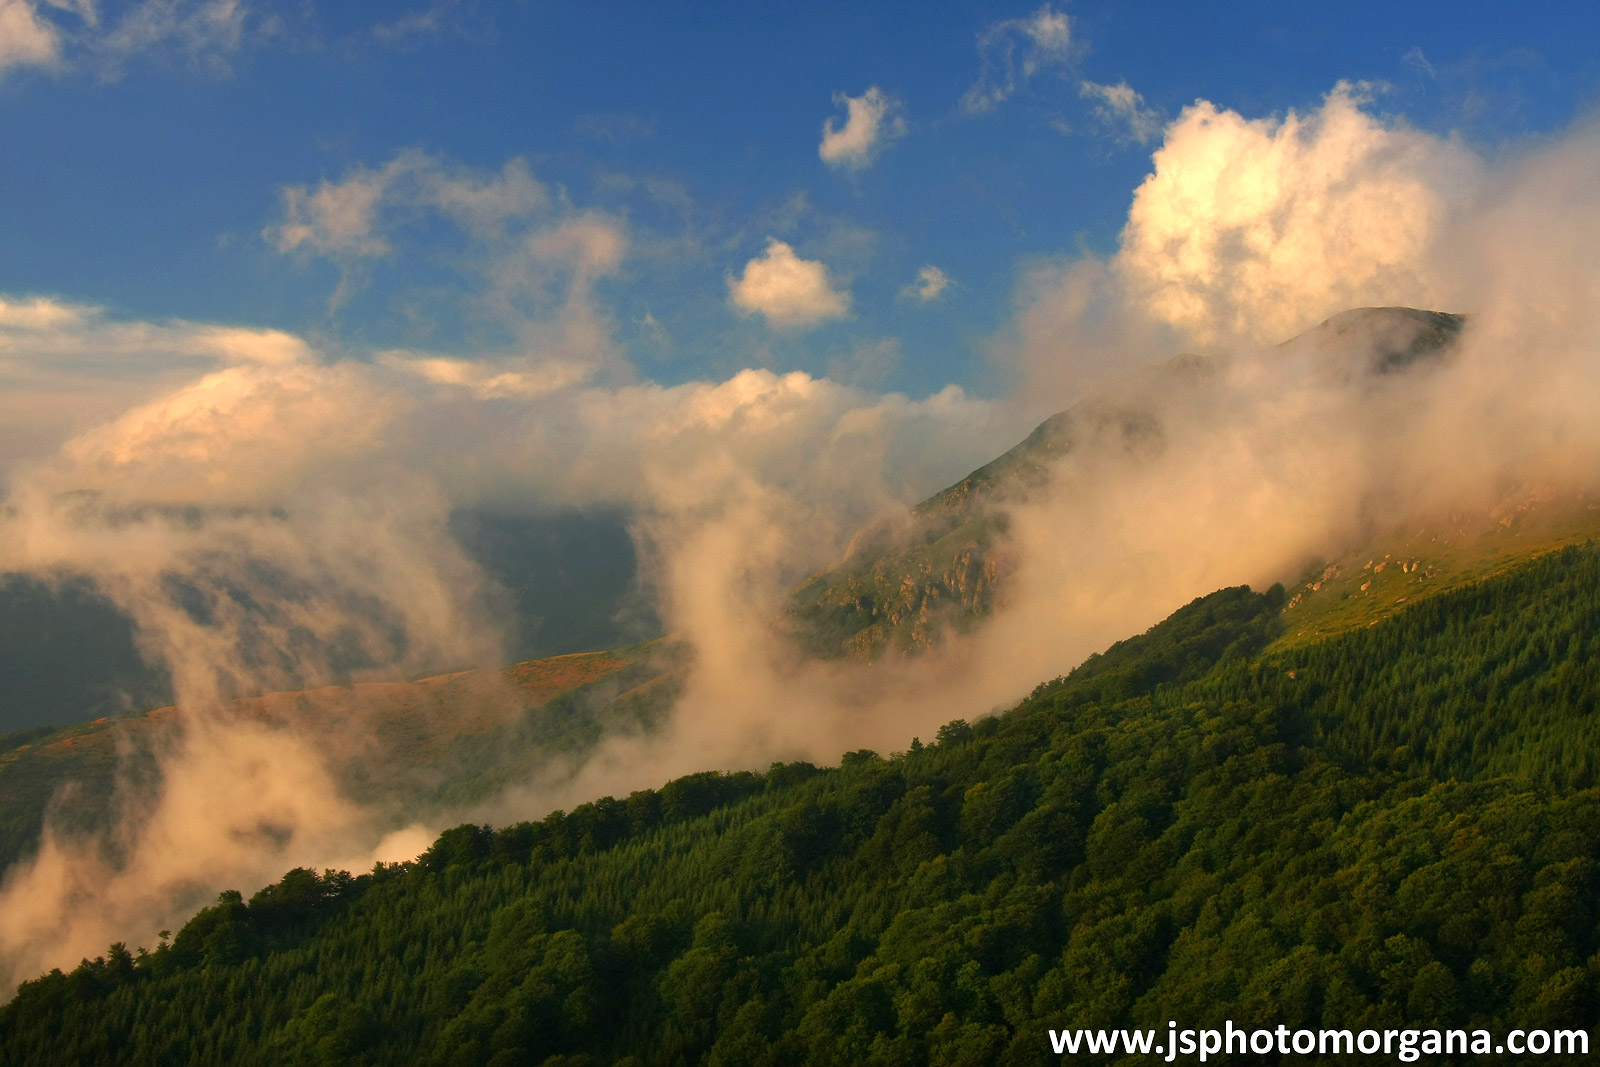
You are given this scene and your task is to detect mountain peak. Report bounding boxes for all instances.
[1289,306,1467,373]
[788,307,1473,660]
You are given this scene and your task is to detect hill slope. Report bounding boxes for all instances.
[0,642,684,877]
[6,303,1594,925]
[0,506,659,736]
[6,541,1600,1064]
[787,307,1473,660]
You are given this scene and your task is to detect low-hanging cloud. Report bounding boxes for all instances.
[552,113,1600,817]
[0,281,1014,987]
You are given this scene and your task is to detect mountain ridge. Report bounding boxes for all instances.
[787,307,1472,660]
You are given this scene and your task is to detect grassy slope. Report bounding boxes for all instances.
[1273,498,1600,650]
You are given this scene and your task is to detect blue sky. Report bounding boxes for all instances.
[4,0,1598,404]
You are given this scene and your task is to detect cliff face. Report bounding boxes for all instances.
[787,308,1469,661]
[789,526,1005,659]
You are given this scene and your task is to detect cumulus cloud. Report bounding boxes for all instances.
[1115,82,1482,348]
[1079,79,1161,143]
[901,264,951,302]
[819,86,905,169]
[961,3,1074,114]
[728,239,851,329]
[0,295,320,465]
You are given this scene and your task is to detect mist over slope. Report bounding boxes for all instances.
[7,83,1600,995]
[788,307,1472,661]
[4,291,1599,994]
[0,507,655,735]
[7,542,1600,1061]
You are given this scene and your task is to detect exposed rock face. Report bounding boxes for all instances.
[794,538,1004,660]
[787,307,1468,661]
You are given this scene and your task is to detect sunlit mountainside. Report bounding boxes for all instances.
[787,307,1600,660]
[6,307,1600,903]
[0,641,684,878]
[0,509,656,737]
[10,307,1597,896]
[2,303,1599,1005]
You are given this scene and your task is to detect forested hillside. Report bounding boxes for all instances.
[5,544,1600,1065]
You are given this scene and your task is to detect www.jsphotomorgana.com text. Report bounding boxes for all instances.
[1048,1022,1589,1061]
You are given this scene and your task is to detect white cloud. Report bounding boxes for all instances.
[96,0,247,74]
[1115,82,1482,346]
[270,166,395,259]
[728,239,850,329]
[267,151,551,260]
[371,1,455,45]
[422,157,548,234]
[265,151,625,379]
[961,4,1074,114]
[0,295,320,462]
[0,0,263,80]
[1079,79,1161,144]
[378,350,594,400]
[819,86,905,169]
[0,0,60,72]
[902,265,951,302]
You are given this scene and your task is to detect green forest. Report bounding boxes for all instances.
[5,544,1600,1065]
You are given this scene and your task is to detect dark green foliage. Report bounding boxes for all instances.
[1036,583,1285,707]
[6,548,1600,1065]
